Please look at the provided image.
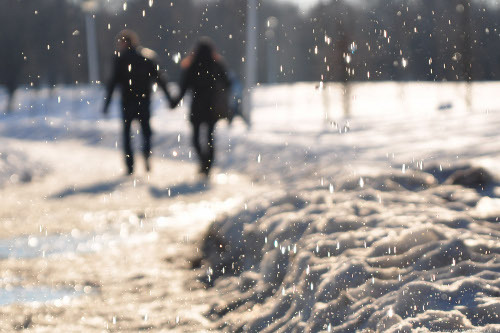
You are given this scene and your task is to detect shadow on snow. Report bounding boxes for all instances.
[149,180,209,198]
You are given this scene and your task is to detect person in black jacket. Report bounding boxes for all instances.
[171,37,230,176]
[103,29,172,175]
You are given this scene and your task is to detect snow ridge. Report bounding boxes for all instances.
[200,168,500,332]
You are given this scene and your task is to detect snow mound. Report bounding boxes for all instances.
[0,149,46,187]
[199,168,500,332]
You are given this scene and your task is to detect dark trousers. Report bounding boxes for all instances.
[191,121,215,173]
[122,102,151,174]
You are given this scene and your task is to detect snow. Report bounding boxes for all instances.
[0,148,42,186]
[1,82,499,331]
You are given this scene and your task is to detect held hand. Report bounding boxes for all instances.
[169,98,179,109]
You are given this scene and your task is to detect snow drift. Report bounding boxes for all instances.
[0,149,44,187]
[199,166,500,332]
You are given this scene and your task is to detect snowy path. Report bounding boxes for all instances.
[0,137,263,331]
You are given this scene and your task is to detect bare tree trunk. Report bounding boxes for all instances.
[461,0,472,111]
[338,34,351,117]
[6,90,15,113]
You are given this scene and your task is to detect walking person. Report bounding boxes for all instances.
[103,29,172,175]
[171,37,230,176]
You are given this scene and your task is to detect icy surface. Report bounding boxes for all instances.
[0,286,84,307]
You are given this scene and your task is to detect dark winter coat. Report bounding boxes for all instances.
[104,46,170,117]
[174,54,230,124]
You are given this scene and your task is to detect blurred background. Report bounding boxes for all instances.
[1,0,499,112]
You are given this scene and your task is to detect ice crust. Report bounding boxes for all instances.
[200,169,500,332]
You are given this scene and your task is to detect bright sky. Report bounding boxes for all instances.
[276,0,323,12]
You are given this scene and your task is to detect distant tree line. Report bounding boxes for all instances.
[1,0,500,108]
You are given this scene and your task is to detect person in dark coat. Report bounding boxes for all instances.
[103,29,172,175]
[171,37,230,176]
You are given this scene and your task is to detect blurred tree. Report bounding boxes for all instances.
[2,0,500,113]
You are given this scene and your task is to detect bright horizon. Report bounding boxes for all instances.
[277,0,322,11]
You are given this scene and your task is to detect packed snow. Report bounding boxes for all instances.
[1,82,499,332]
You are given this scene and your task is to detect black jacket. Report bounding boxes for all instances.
[105,47,170,113]
[175,57,230,124]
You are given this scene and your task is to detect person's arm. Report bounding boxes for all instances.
[171,68,190,108]
[103,55,120,114]
[158,73,172,105]
[218,61,231,89]
[151,60,173,106]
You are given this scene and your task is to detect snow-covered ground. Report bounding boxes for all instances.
[1,82,499,332]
